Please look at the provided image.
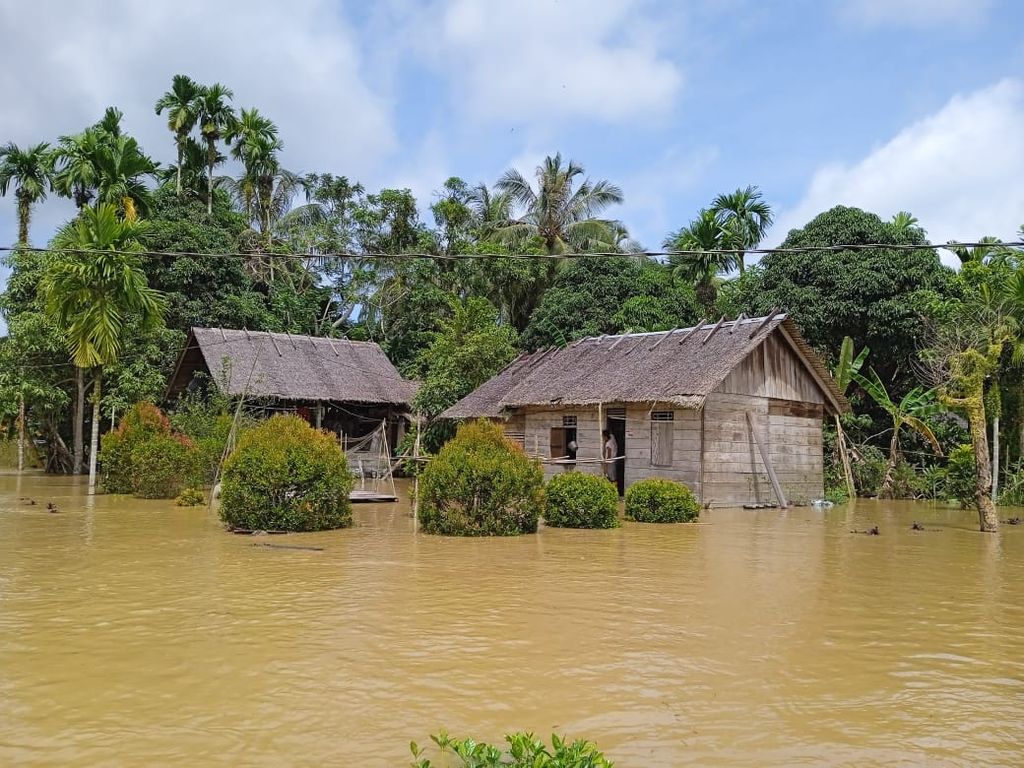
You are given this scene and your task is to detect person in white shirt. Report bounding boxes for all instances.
[602,429,618,483]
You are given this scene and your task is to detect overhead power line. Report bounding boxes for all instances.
[0,241,1021,262]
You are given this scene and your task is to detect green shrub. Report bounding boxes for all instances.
[219,414,354,532]
[919,464,948,501]
[625,477,700,523]
[100,402,181,494]
[418,419,544,536]
[131,434,198,499]
[176,487,205,507]
[851,444,886,497]
[544,471,619,529]
[1001,460,1024,507]
[411,731,611,768]
[890,461,927,500]
[946,444,976,508]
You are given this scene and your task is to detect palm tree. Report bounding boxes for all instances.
[664,209,737,315]
[0,142,53,244]
[41,203,165,493]
[94,135,158,220]
[710,185,773,274]
[890,210,924,237]
[154,74,202,196]
[854,368,942,498]
[52,128,105,210]
[831,337,870,497]
[948,236,1003,265]
[467,182,512,237]
[196,83,235,214]
[494,153,624,254]
[158,136,209,197]
[225,109,286,234]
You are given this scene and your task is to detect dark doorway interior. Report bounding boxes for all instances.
[606,411,626,497]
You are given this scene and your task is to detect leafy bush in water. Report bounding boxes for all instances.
[544,471,619,529]
[131,434,198,499]
[100,402,182,494]
[219,414,354,532]
[851,444,886,497]
[176,487,205,507]
[1000,460,1024,507]
[945,444,976,508]
[418,419,544,536]
[411,731,611,768]
[624,477,700,523]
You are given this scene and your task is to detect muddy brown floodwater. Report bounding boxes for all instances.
[1,473,1022,767]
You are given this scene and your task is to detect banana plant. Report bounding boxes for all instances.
[831,336,869,497]
[854,368,942,498]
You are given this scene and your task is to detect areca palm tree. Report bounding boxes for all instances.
[94,135,158,220]
[854,368,942,498]
[0,141,53,244]
[154,74,202,196]
[664,209,737,315]
[891,210,925,237]
[710,185,773,273]
[494,153,624,254]
[41,203,165,493]
[948,235,1003,265]
[196,83,235,213]
[52,128,106,210]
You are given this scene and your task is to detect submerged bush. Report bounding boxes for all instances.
[418,419,544,536]
[544,471,619,529]
[219,414,354,532]
[945,444,976,508]
[131,434,198,499]
[625,477,700,523]
[411,731,611,768]
[176,487,205,507]
[851,444,886,497]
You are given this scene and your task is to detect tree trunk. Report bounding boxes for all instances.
[207,155,214,215]
[879,427,899,499]
[835,414,855,498]
[176,140,183,196]
[17,394,26,472]
[17,193,30,245]
[88,370,102,495]
[966,399,998,532]
[992,413,1000,504]
[73,367,85,474]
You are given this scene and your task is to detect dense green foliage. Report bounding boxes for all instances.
[624,478,701,523]
[945,445,977,508]
[411,731,611,768]
[543,472,620,529]
[176,487,205,507]
[100,402,179,494]
[219,415,354,532]
[418,420,544,536]
[130,433,196,499]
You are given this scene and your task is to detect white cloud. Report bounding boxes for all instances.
[773,79,1024,262]
[840,0,993,27]
[423,0,683,124]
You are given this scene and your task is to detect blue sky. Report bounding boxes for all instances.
[2,0,1024,322]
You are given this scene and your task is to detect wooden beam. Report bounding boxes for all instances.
[678,318,708,345]
[702,315,727,345]
[746,411,788,508]
[648,328,678,351]
[748,307,780,339]
[729,313,747,333]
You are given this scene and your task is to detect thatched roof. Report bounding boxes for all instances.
[167,328,418,406]
[443,314,847,417]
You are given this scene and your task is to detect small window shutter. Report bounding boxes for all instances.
[651,422,674,467]
[550,427,566,458]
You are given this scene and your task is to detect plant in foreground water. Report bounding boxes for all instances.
[410,731,612,768]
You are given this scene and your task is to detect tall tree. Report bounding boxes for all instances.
[94,134,159,220]
[52,128,105,210]
[41,203,165,493]
[196,83,235,214]
[495,153,624,254]
[0,141,53,245]
[710,185,772,274]
[154,74,202,196]
[664,209,738,315]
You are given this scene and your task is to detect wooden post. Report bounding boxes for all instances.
[746,411,788,508]
[992,414,1000,503]
[412,413,421,532]
[835,414,855,499]
[17,394,25,473]
[315,402,323,429]
[598,402,604,479]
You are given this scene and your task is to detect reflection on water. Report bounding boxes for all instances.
[1,472,1022,767]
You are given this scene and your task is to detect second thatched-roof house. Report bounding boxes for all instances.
[443,313,848,507]
[167,328,418,452]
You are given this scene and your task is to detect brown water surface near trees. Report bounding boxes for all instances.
[1,473,1022,767]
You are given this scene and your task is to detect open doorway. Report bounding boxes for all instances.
[605,408,626,496]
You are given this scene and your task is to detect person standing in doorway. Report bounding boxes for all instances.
[602,429,618,484]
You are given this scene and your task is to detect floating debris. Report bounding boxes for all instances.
[1003,517,1022,526]
[911,521,925,531]
[20,498,36,506]
[850,526,880,535]
[810,499,835,509]
[254,543,324,552]
[46,502,59,513]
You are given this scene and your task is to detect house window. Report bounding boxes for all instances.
[651,411,674,467]
[562,415,578,427]
[550,426,578,462]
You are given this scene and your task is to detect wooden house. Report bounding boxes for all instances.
[166,328,418,452]
[442,314,848,507]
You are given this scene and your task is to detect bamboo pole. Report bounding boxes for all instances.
[835,414,855,498]
[598,402,605,479]
[412,413,421,532]
[17,394,25,473]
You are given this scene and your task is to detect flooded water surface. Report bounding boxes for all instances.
[1,472,1022,767]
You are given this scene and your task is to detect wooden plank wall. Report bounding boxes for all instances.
[716,334,826,404]
[701,392,824,507]
[522,408,603,481]
[624,405,701,495]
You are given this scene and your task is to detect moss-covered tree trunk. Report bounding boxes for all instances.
[965,397,998,532]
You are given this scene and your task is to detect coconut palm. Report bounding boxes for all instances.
[664,209,737,315]
[854,368,941,498]
[94,134,158,220]
[948,236,1003,265]
[494,153,624,254]
[41,203,165,493]
[467,182,512,237]
[0,141,53,245]
[196,83,235,214]
[154,74,202,196]
[710,185,773,274]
